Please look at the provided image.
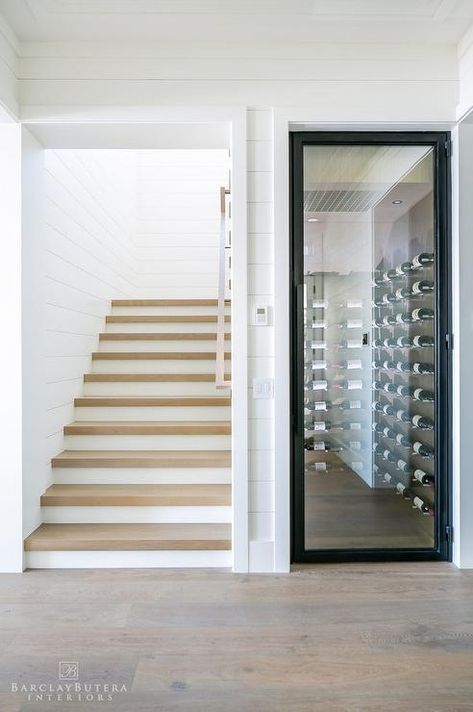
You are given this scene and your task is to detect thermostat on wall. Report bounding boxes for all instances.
[254,305,269,326]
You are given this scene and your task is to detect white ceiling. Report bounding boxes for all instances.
[1,0,473,44]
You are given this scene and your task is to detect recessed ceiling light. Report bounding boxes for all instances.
[392,199,403,205]
[307,217,319,222]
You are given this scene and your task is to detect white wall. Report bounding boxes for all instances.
[134,149,228,299]
[0,18,19,119]
[18,42,458,124]
[247,110,275,571]
[0,123,22,571]
[453,120,473,568]
[22,145,137,539]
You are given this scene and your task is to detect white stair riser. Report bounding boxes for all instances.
[99,340,231,353]
[25,550,232,569]
[74,405,231,421]
[83,381,224,396]
[92,360,227,374]
[53,467,232,485]
[64,434,231,450]
[42,506,232,524]
[105,322,230,334]
[111,306,230,316]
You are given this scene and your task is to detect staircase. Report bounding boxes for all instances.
[24,299,232,568]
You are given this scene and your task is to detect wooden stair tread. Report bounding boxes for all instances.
[99,332,231,341]
[64,420,231,435]
[92,351,231,360]
[74,396,231,407]
[41,484,231,507]
[106,315,231,323]
[24,523,232,551]
[84,373,231,382]
[111,299,230,307]
[52,450,232,468]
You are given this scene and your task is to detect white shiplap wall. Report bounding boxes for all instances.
[247,110,275,570]
[23,147,136,537]
[44,148,136,459]
[134,149,229,298]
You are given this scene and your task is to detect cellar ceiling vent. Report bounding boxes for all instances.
[304,189,384,213]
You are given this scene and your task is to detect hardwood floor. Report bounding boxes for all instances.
[305,467,434,550]
[0,564,473,710]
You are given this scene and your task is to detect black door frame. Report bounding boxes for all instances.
[290,131,452,563]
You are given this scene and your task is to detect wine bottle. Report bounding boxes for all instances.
[413,468,435,486]
[372,401,385,413]
[396,384,416,398]
[395,361,411,373]
[396,482,412,499]
[312,299,327,309]
[374,318,385,328]
[412,362,434,375]
[307,461,343,473]
[311,360,327,370]
[334,421,362,431]
[396,336,412,348]
[411,308,434,322]
[339,319,363,329]
[413,441,434,458]
[332,359,363,370]
[382,472,393,484]
[382,360,397,370]
[395,432,411,447]
[411,414,434,430]
[412,335,434,348]
[307,400,332,412]
[382,293,397,305]
[348,440,363,451]
[412,495,431,513]
[397,458,412,474]
[382,315,397,326]
[306,440,343,452]
[372,359,383,369]
[311,319,326,329]
[311,380,328,391]
[333,379,363,391]
[395,261,415,276]
[383,426,396,440]
[381,447,397,463]
[372,422,385,433]
[413,388,434,402]
[396,409,411,424]
[394,287,412,300]
[385,269,399,281]
[395,312,415,324]
[373,339,384,348]
[412,253,434,269]
[382,403,395,416]
[337,399,362,410]
[372,381,397,393]
[373,277,388,287]
[411,280,434,295]
[311,421,331,431]
[338,299,363,309]
[383,338,397,348]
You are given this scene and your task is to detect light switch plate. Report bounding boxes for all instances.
[253,377,274,399]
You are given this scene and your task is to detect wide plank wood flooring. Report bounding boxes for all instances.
[0,564,472,711]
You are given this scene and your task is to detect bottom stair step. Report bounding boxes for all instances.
[24,523,232,551]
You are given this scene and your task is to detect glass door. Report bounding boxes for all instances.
[291,132,451,562]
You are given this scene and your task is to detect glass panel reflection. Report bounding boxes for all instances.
[303,145,435,550]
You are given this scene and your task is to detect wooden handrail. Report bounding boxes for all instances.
[216,186,231,389]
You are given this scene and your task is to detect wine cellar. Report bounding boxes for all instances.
[292,132,451,561]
